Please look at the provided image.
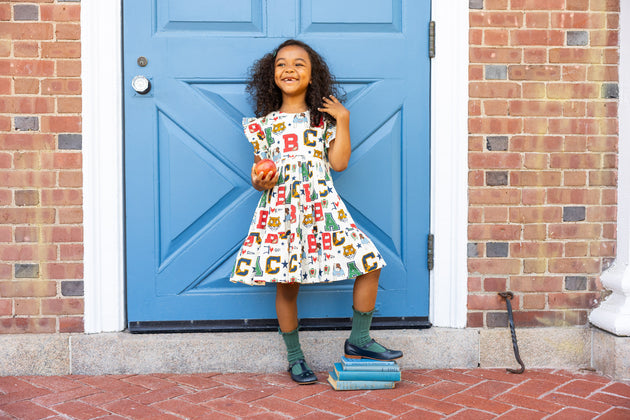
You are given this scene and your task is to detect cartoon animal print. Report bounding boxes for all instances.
[267,216,281,230]
[343,244,356,259]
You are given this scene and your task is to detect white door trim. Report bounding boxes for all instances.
[589,3,630,336]
[81,1,469,332]
[81,1,125,333]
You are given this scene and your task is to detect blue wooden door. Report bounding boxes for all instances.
[124,0,431,329]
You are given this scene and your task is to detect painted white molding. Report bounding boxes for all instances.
[429,3,469,328]
[81,2,468,331]
[81,1,126,333]
[589,2,630,336]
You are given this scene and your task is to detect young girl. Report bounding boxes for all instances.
[230,39,402,384]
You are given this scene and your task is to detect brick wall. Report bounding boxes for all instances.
[0,0,83,333]
[468,0,619,327]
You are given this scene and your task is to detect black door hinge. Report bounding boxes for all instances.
[429,21,435,58]
[427,234,434,271]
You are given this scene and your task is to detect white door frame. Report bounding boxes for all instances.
[81,1,470,332]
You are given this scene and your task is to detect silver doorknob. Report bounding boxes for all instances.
[132,75,151,94]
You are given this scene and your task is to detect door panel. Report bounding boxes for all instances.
[124,0,431,325]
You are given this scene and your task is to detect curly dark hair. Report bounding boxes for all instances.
[245,39,343,126]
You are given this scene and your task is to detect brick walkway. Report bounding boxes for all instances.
[0,369,629,419]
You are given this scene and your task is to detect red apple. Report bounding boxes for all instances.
[255,159,277,178]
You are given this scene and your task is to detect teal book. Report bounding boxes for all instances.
[327,371,397,391]
[340,356,400,372]
[334,363,401,381]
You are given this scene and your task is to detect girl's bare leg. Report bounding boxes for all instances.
[353,269,380,312]
[276,282,300,332]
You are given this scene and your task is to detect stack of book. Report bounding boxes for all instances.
[327,356,401,390]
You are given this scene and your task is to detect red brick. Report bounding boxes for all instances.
[40,189,82,206]
[590,0,620,11]
[589,170,616,186]
[510,171,561,186]
[300,395,363,417]
[523,293,546,309]
[13,152,41,169]
[40,4,81,21]
[57,97,82,114]
[587,102,617,118]
[511,100,561,116]
[547,188,601,204]
[0,208,56,224]
[550,12,606,29]
[0,281,56,297]
[469,224,521,240]
[0,96,55,113]
[567,0,589,10]
[591,30,619,46]
[548,258,601,273]
[549,224,602,239]
[515,310,567,327]
[40,152,82,169]
[510,29,563,45]
[0,59,55,76]
[484,29,509,45]
[470,47,522,63]
[103,399,180,420]
[55,23,81,40]
[14,78,40,94]
[550,153,601,169]
[469,152,522,168]
[15,299,40,315]
[43,263,83,279]
[484,207,508,222]
[511,0,565,9]
[511,276,563,292]
[562,65,587,81]
[58,208,82,224]
[468,258,521,275]
[590,241,616,257]
[522,188,546,205]
[40,116,82,133]
[59,171,83,187]
[0,78,9,94]
[510,135,562,152]
[0,23,54,40]
[14,41,39,58]
[549,118,599,134]
[41,42,81,59]
[470,11,524,27]
[566,241,589,256]
[469,208,483,223]
[510,242,563,258]
[0,170,56,187]
[522,82,546,98]
[563,101,586,117]
[57,60,81,77]
[41,78,81,95]
[469,170,484,186]
[550,48,604,63]
[549,292,600,309]
[42,298,84,315]
[483,100,508,115]
[525,12,549,28]
[523,258,547,273]
[547,83,599,99]
[524,48,547,63]
[0,401,57,419]
[484,0,509,9]
[0,317,57,333]
[0,244,56,261]
[470,82,521,98]
[523,118,547,134]
[483,277,506,291]
[467,312,483,327]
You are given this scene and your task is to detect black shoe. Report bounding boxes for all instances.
[288,359,317,384]
[344,339,403,361]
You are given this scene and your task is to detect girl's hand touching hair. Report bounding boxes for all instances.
[318,95,350,122]
[251,162,279,191]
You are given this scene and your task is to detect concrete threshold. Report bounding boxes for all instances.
[1,326,622,379]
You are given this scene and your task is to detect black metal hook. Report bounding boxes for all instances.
[498,291,525,374]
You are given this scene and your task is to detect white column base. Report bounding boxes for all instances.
[589,264,630,336]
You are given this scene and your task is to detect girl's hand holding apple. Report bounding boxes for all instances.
[251,159,279,191]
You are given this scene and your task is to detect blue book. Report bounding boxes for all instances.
[341,356,400,372]
[334,363,401,381]
[327,371,396,391]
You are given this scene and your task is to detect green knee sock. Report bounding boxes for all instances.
[348,307,387,352]
[280,327,311,375]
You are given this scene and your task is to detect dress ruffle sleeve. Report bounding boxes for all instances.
[324,119,337,149]
[242,117,267,159]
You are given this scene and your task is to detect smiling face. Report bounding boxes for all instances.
[274,45,312,100]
